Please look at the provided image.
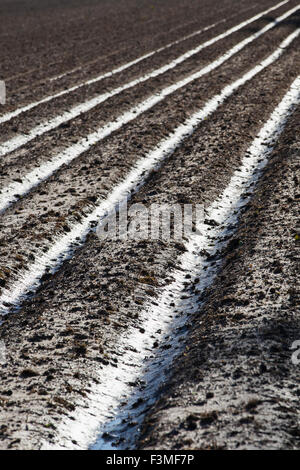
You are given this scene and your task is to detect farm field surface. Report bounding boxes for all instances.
[0,0,299,451]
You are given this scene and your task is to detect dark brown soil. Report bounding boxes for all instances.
[138,109,300,450]
[0,0,299,450]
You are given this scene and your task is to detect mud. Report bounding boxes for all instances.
[0,0,299,450]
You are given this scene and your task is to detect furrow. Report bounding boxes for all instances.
[43,74,300,451]
[0,29,298,316]
[0,0,290,130]
[0,15,298,214]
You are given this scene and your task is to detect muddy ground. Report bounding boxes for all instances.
[139,108,300,450]
[0,0,299,450]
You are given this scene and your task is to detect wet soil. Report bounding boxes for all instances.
[138,109,300,450]
[0,0,299,450]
